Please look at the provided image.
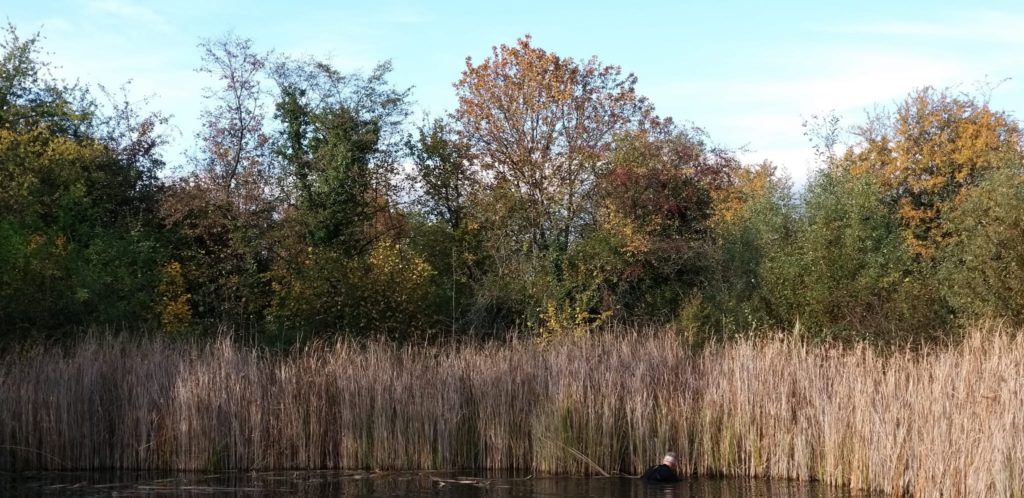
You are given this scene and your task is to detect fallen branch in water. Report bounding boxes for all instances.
[432,477,491,487]
[0,445,70,468]
[538,435,610,477]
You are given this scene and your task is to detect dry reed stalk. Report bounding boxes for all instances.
[1,324,1023,496]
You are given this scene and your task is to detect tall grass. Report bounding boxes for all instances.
[2,324,1023,496]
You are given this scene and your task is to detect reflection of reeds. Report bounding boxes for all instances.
[1,324,1022,495]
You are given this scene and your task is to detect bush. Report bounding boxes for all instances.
[703,172,797,333]
[789,168,920,336]
[268,241,434,339]
[940,166,1024,324]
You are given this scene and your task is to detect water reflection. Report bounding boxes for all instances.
[0,470,871,497]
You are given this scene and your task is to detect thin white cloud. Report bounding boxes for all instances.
[646,38,1015,184]
[665,48,970,111]
[832,10,1024,44]
[385,9,430,25]
[88,0,173,33]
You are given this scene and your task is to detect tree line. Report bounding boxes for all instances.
[3,26,1023,342]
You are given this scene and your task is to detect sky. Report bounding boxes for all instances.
[6,0,1024,184]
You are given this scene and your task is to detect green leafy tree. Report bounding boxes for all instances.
[406,118,490,331]
[702,167,797,333]
[411,117,475,231]
[267,57,428,337]
[272,58,410,254]
[0,24,167,332]
[940,165,1024,324]
[789,167,925,336]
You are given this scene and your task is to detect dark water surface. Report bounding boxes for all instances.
[0,471,871,497]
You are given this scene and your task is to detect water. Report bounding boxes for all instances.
[1,471,871,497]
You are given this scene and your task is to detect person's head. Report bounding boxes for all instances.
[661,452,678,470]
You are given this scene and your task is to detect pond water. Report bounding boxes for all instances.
[1,471,872,497]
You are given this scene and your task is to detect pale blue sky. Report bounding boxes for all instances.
[6,0,1024,183]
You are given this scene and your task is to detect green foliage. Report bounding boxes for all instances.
[789,168,923,336]
[703,171,797,332]
[0,225,72,330]
[272,56,410,252]
[7,24,1024,342]
[404,216,491,332]
[410,118,473,231]
[268,241,434,339]
[0,222,163,331]
[264,55,426,338]
[940,166,1024,324]
[703,161,950,339]
[0,25,166,334]
[66,227,163,324]
[296,103,380,250]
[0,24,90,134]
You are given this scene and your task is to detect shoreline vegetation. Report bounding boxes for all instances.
[6,25,1024,344]
[3,324,1022,496]
[5,21,1024,498]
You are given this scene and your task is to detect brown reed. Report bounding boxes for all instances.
[1,324,1022,496]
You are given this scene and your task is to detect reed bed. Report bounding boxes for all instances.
[1,324,1023,496]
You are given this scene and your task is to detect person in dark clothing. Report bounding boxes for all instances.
[641,452,681,482]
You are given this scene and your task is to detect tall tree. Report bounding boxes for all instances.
[0,24,87,135]
[454,35,652,255]
[452,36,655,328]
[193,34,274,210]
[410,117,475,232]
[591,123,730,318]
[160,34,275,326]
[850,86,1024,257]
[267,57,430,337]
[272,58,411,255]
[940,165,1024,324]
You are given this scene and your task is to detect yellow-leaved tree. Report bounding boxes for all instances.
[453,35,653,333]
[848,86,1024,257]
